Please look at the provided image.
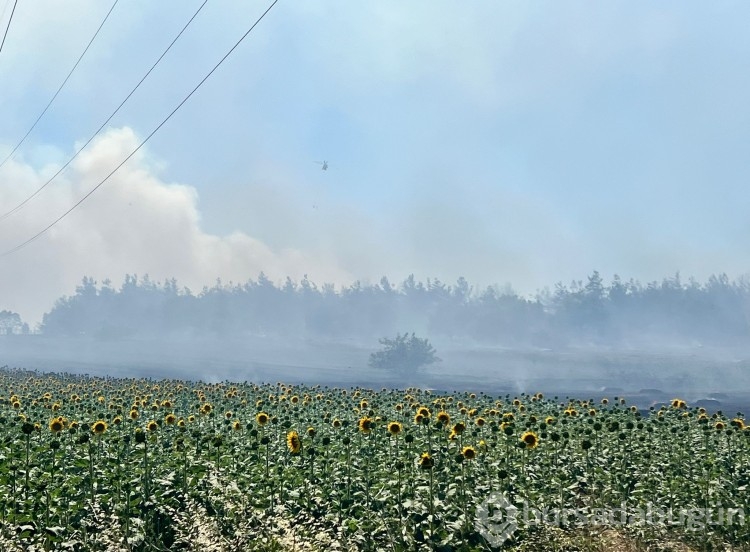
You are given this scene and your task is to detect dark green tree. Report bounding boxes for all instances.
[368,332,440,373]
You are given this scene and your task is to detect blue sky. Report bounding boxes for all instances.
[0,0,749,322]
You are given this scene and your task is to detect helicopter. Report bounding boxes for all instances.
[315,160,328,171]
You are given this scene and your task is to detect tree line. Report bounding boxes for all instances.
[32,271,750,348]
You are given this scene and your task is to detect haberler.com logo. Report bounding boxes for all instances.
[475,492,746,546]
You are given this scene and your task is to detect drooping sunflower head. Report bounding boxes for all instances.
[112,415,123,425]
[418,452,434,470]
[461,446,477,460]
[233,420,242,431]
[307,427,316,438]
[731,418,745,430]
[92,420,108,435]
[388,421,403,436]
[437,411,451,425]
[452,422,466,436]
[418,407,431,419]
[520,431,539,449]
[715,421,726,431]
[256,412,269,426]
[358,417,373,433]
[287,430,302,454]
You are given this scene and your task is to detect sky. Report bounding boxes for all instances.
[0,0,749,324]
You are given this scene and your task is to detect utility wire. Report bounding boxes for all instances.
[0,0,209,222]
[0,0,18,56]
[0,0,279,258]
[0,0,118,171]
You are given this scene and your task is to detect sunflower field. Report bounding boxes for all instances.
[0,367,748,551]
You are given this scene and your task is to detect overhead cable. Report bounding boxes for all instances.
[0,0,279,258]
[0,0,119,171]
[0,0,209,222]
[0,0,18,57]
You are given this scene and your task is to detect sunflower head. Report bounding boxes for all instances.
[147,420,158,432]
[165,413,177,425]
[418,452,434,470]
[287,430,302,454]
[358,417,373,433]
[461,446,477,460]
[92,420,108,435]
[49,418,64,433]
[520,431,539,449]
[452,422,466,435]
[437,411,451,425]
[307,427,316,438]
[256,412,269,426]
[388,421,403,436]
[475,417,486,427]
[418,407,431,419]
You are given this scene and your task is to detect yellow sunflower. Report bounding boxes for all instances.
[520,431,539,449]
[49,418,64,433]
[437,411,451,425]
[287,430,302,454]
[92,420,108,435]
[418,452,434,470]
[358,417,373,433]
[461,446,477,460]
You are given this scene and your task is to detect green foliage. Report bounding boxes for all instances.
[0,367,747,551]
[368,332,440,372]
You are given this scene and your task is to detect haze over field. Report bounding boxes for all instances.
[0,1,749,324]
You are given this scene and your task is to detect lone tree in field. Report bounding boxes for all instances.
[369,333,440,373]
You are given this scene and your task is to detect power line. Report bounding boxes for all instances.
[0,0,18,56]
[0,0,280,258]
[0,0,118,171]
[0,0,209,222]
